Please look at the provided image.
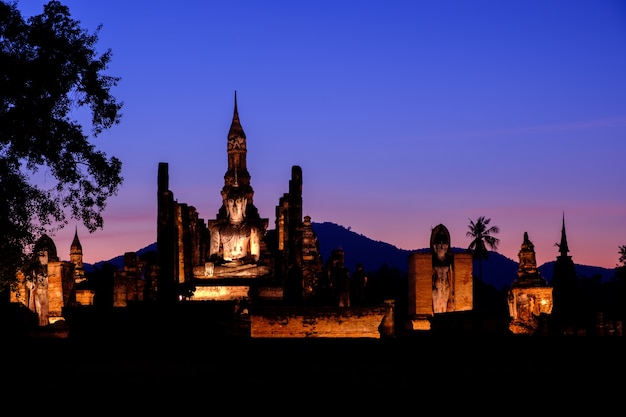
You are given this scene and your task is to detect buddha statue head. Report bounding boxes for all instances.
[224,187,247,225]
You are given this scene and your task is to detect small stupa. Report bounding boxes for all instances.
[507,232,553,335]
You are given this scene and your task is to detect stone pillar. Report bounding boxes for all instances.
[453,252,473,312]
[113,270,128,307]
[46,261,75,324]
[407,252,433,330]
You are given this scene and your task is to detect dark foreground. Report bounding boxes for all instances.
[5,332,625,413]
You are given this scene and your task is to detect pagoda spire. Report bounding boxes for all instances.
[224,90,250,189]
[557,212,570,256]
[71,225,82,252]
[218,91,255,219]
[70,225,86,283]
[228,90,245,143]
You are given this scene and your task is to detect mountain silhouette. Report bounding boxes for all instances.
[86,221,615,290]
[87,242,157,273]
[312,222,615,289]
[312,221,518,289]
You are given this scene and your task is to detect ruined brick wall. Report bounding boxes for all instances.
[454,253,473,311]
[47,261,75,323]
[75,289,95,306]
[250,305,391,338]
[408,252,473,316]
[113,252,147,307]
[407,253,432,316]
[10,251,75,325]
[157,162,178,303]
[113,271,128,307]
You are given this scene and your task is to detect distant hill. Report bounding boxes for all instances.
[538,261,615,283]
[312,221,518,289]
[86,242,157,273]
[311,221,414,275]
[85,221,616,290]
[312,222,616,289]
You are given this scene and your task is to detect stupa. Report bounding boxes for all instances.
[507,232,553,335]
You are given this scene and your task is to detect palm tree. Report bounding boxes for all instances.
[466,216,500,281]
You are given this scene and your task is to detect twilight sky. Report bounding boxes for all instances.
[19,0,626,269]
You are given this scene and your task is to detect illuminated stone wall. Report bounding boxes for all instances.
[10,236,80,326]
[407,252,473,331]
[192,285,251,301]
[453,253,473,311]
[508,286,553,335]
[250,305,393,338]
[408,253,432,318]
[75,289,95,305]
[507,231,553,335]
[46,261,75,324]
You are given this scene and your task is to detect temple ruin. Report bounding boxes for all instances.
[154,92,324,304]
[406,224,473,331]
[507,232,553,335]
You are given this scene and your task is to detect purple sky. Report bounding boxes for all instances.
[19,0,626,269]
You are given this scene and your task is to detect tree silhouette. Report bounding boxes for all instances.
[618,245,626,266]
[466,216,500,281]
[0,1,123,293]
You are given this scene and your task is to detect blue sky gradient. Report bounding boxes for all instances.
[17,0,626,268]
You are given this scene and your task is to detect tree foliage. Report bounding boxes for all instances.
[618,245,626,266]
[0,1,123,291]
[466,216,500,281]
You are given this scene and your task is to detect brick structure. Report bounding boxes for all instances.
[407,253,473,330]
[250,303,394,338]
[70,227,86,284]
[11,234,76,326]
[273,166,324,300]
[550,213,579,333]
[113,252,152,307]
[46,260,76,324]
[156,92,323,303]
[406,224,473,331]
[70,227,97,306]
[507,232,553,335]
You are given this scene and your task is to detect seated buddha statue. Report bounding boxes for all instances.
[207,187,261,272]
